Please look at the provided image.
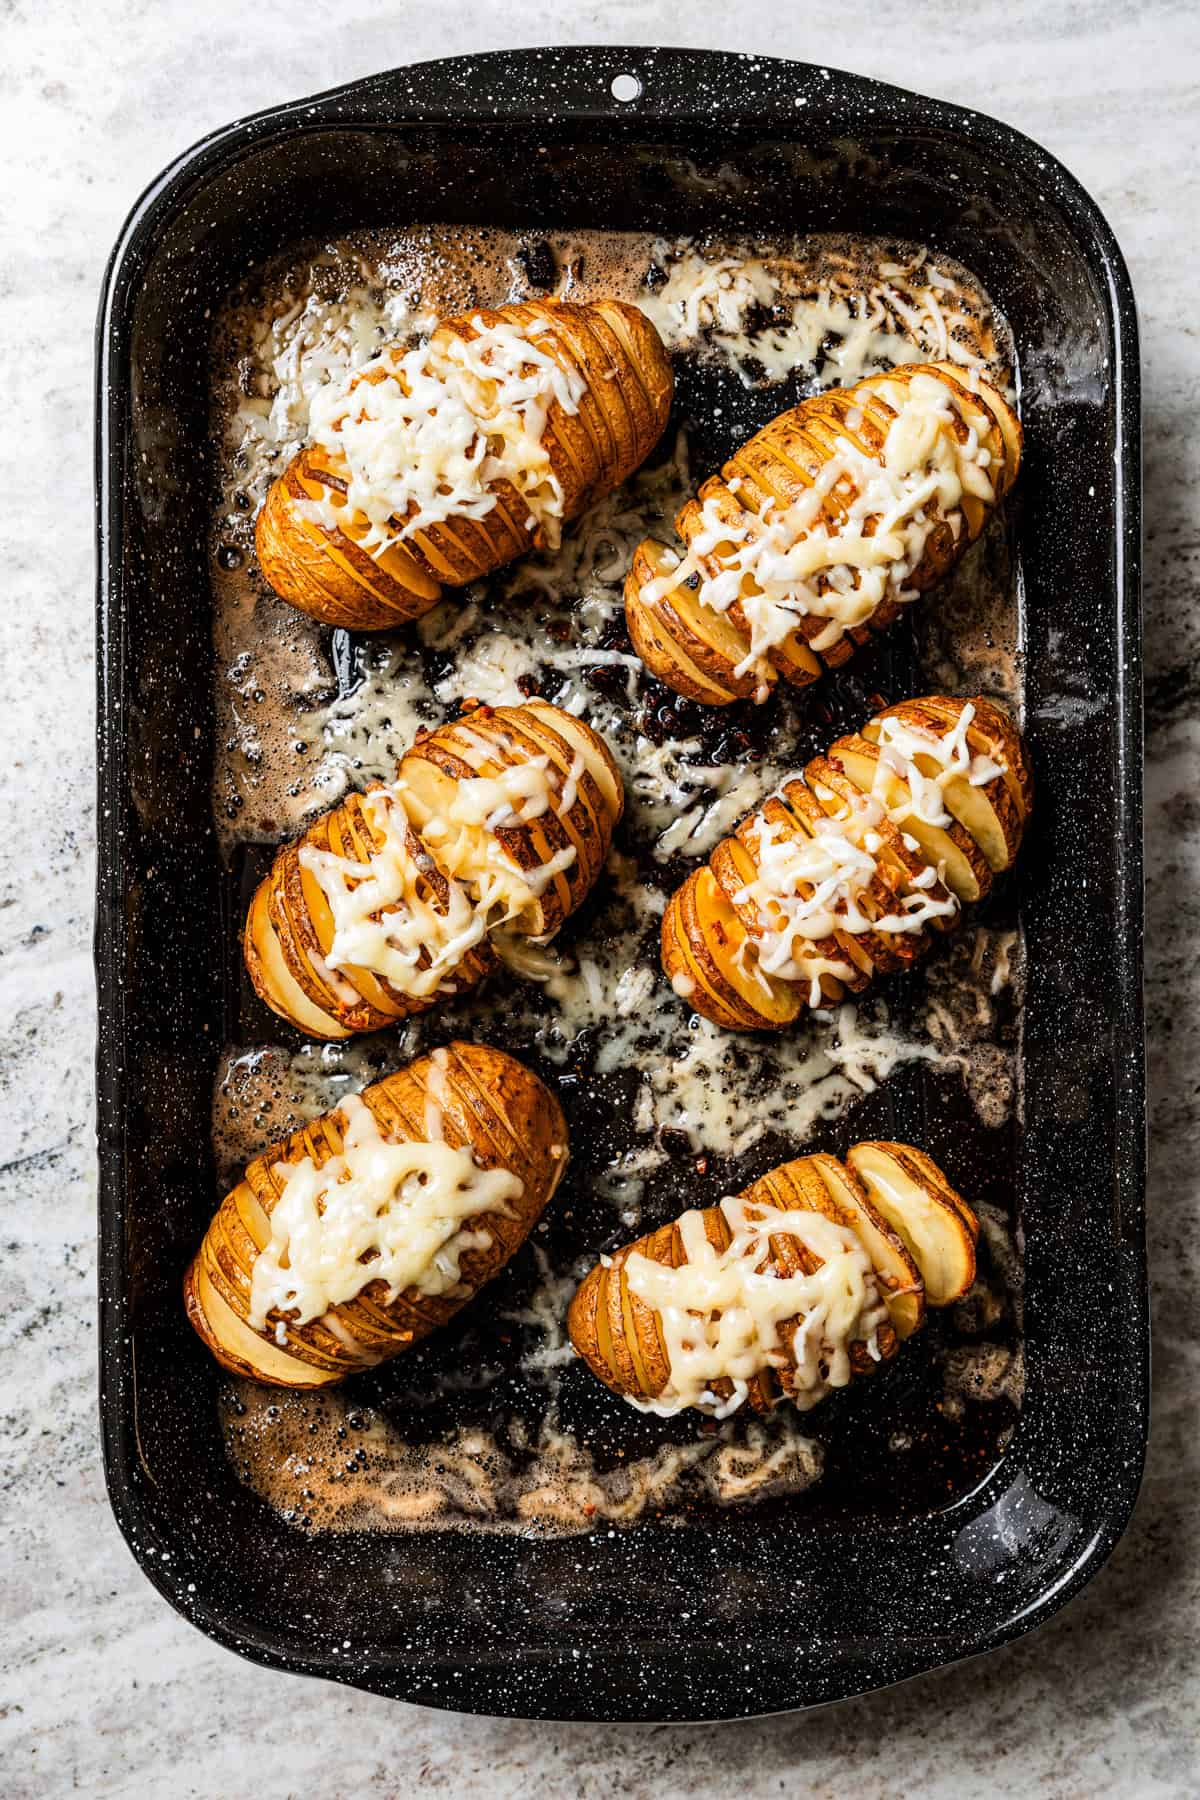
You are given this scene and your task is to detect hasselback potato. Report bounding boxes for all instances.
[662,693,1032,1030]
[567,1141,977,1417]
[185,1042,568,1388]
[256,299,673,629]
[245,699,623,1040]
[625,361,1021,705]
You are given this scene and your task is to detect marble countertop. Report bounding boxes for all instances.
[2,1,1196,1793]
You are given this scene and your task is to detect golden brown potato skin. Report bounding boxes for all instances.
[256,299,674,629]
[625,361,1021,705]
[185,1043,568,1389]
[661,694,1032,1031]
[568,1144,976,1417]
[245,700,623,1040]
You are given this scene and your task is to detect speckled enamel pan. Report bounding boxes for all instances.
[95,46,1145,1721]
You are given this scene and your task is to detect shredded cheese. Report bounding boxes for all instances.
[872,702,1006,829]
[735,803,958,1005]
[303,316,585,557]
[298,788,487,999]
[642,371,998,690]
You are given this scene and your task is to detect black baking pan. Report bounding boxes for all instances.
[95,46,1145,1720]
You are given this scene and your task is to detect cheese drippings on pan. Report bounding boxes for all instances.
[637,245,998,388]
[624,1199,887,1418]
[303,316,585,557]
[248,1094,522,1338]
[640,370,998,698]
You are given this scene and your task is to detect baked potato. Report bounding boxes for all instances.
[625,361,1021,705]
[246,699,623,1039]
[256,298,673,629]
[567,1141,976,1417]
[185,1042,568,1387]
[661,693,1031,1030]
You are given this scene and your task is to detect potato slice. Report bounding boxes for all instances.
[908,692,1035,843]
[568,1150,908,1415]
[400,703,620,940]
[711,808,863,1000]
[803,757,957,929]
[569,1139,972,1416]
[523,698,624,829]
[808,1153,925,1339]
[662,867,804,1030]
[921,362,1023,502]
[784,765,943,978]
[861,696,1030,875]
[846,1141,979,1306]
[676,487,824,689]
[740,1156,900,1380]
[625,539,764,705]
[245,787,497,1038]
[730,787,902,988]
[256,446,446,631]
[829,732,993,905]
[244,875,352,1041]
[246,701,619,1038]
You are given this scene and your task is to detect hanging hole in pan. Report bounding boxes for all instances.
[610,72,642,103]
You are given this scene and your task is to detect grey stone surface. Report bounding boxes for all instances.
[1,1,1195,1793]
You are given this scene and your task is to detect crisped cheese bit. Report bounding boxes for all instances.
[642,369,998,686]
[624,1198,888,1418]
[304,314,585,558]
[248,1094,523,1339]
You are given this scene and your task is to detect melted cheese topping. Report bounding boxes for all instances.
[305,315,585,557]
[643,371,997,695]
[248,1092,522,1338]
[298,788,487,998]
[420,818,577,928]
[447,750,584,830]
[297,737,586,992]
[872,702,1006,829]
[624,1199,887,1418]
[736,808,958,1000]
